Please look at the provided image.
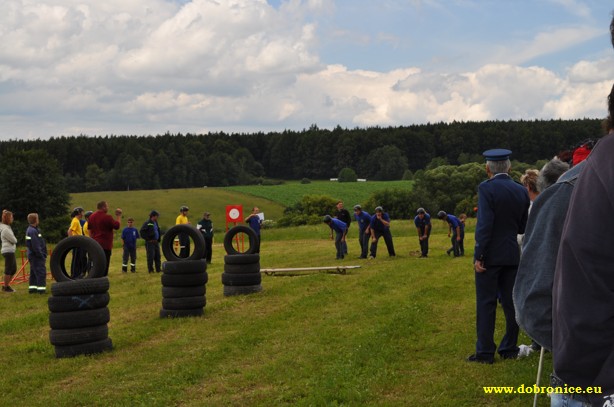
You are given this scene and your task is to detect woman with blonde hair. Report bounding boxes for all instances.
[520,169,540,206]
[0,210,18,293]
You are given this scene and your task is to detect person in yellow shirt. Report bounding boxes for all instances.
[68,207,87,278]
[82,211,93,237]
[68,207,84,236]
[175,206,190,258]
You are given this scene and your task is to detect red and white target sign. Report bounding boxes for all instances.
[226,205,243,223]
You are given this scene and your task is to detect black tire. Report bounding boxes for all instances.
[161,272,208,287]
[221,272,262,286]
[51,277,110,297]
[48,292,110,313]
[55,337,113,358]
[49,325,108,346]
[49,235,107,282]
[223,225,258,255]
[162,285,206,298]
[223,263,260,274]
[159,307,204,318]
[161,224,206,261]
[223,284,263,297]
[162,296,206,310]
[162,259,207,275]
[49,307,110,330]
[224,254,260,265]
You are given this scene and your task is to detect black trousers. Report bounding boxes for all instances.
[146,241,161,272]
[370,229,395,257]
[474,265,519,358]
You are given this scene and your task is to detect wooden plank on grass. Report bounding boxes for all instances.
[261,265,360,276]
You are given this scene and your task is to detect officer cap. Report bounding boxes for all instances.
[375,206,383,212]
[180,206,189,212]
[353,204,362,211]
[437,210,447,219]
[482,149,512,161]
[150,210,160,217]
[323,215,332,223]
[416,207,426,214]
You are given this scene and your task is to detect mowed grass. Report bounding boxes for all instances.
[70,188,286,231]
[224,180,414,207]
[1,219,551,407]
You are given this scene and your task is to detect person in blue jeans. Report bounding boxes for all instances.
[353,205,371,259]
[121,218,139,273]
[323,215,347,260]
[437,211,462,257]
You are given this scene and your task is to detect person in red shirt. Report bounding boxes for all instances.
[87,200,122,276]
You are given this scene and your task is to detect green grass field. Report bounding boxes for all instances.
[70,188,286,232]
[224,180,413,207]
[1,218,551,407]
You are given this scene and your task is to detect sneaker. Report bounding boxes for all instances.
[2,286,15,293]
[517,344,534,358]
[368,256,375,259]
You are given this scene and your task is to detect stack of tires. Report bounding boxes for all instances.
[159,224,208,318]
[48,236,112,358]
[222,226,262,296]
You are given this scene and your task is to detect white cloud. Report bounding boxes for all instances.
[0,0,611,139]
[546,0,592,19]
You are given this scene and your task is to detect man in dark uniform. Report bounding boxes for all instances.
[414,208,431,258]
[468,149,529,364]
[353,205,371,259]
[334,201,351,255]
[369,206,395,258]
[323,215,348,260]
[437,211,462,257]
[141,210,162,273]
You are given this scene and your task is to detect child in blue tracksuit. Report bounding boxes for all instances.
[121,218,139,272]
[323,215,348,260]
[26,213,47,294]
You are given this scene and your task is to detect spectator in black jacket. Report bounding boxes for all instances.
[141,210,161,273]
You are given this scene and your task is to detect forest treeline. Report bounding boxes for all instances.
[0,119,604,193]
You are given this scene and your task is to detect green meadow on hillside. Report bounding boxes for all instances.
[224,180,413,208]
[70,188,286,231]
[70,181,413,236]
[1,217,548,406]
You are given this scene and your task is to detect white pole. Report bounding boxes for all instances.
[533,347,546,407]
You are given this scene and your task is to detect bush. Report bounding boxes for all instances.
[338,168,357,183]
[257,178,285,186]
[278,195,338,226]
[300,178,311,184]
[364,188,417,219]
[402,169,413,180]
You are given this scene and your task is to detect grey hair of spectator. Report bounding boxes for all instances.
[537,158,569,192]
[486,158,511,174]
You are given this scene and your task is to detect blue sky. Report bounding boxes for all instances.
[0,0,612,139]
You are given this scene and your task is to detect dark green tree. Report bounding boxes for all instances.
[0,149,70,242]
[85,164,106,192]
[338,167,357,182]
[364,145,408,180]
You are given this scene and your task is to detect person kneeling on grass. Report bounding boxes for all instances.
[323,215,347,260]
